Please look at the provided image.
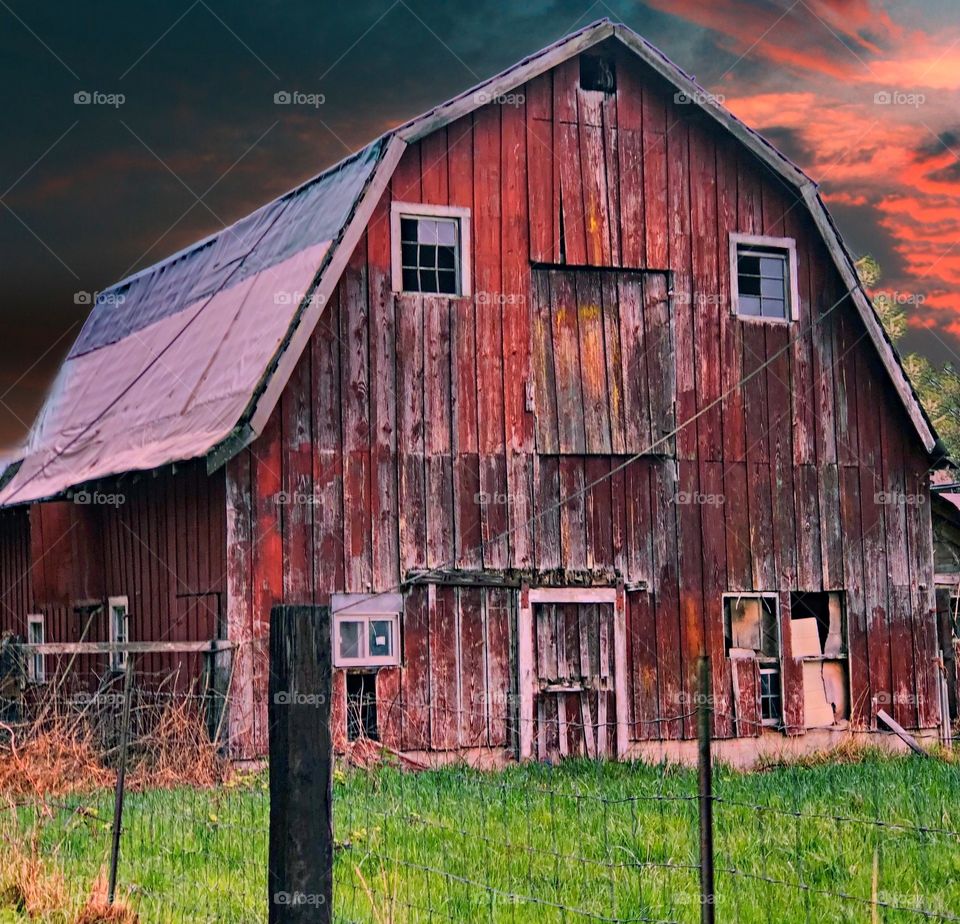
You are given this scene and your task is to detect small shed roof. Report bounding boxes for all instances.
[0,18,939,506]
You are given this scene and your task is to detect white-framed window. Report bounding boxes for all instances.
[108,596,129,672]
[332,593,402,668]
[723,592,782,726]
[390,202,471,297]
[729,233,800,322]
[26,614,45,683]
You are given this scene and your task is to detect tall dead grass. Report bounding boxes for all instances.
[0,688,228,799]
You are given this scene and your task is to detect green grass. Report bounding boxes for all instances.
[5,753,960,922]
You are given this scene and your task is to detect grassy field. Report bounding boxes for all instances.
[4,752,960,922]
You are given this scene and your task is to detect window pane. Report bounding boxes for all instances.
[418,243,437,269]
[339,620,362,660]
[400,217,418,244]
[401,242,418,267]
[760,276,784,299]
[402,267,419,291]
[369,620,394,658]
[437,220,457,246]
[437,270,457,294]
[28,622,42,644]
[760,599,779,657]
[739,273,762,297]
[737,254,761,277]
[759,256,786,278]
[738,294,762,316]
[437,245,455,270]
[417,219,439,245]
[760,670,782,721]
[761,297,786,319]
[419,269,439,293]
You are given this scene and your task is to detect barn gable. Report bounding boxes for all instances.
[0,18,937,511]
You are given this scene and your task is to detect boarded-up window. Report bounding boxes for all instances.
[531,269,675,455]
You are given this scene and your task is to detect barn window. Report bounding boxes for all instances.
[108,596,129,672]
[391,202,471,297]
[332,593,402,668]
[580,55,616,93]
[27,614,45,683]
[730,233,799,321]
[346,672,379,741]
[724,593,781,726]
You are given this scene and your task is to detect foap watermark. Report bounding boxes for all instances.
[474,89,525,107]
[273,289,325,309]
[474,490,521,507]
[673,491,725,507]
[874,491,925,507]
[673,291,727,308]
[273,892,326,908]
[476,291,526,307]
[73,490,126,508]
[877,290,926,306]
[273,490,320,507]
[74,290,126,307]
[274,90,326,108]
[273,691,327,707]
[74,90,126,108]
[874,90,925,108]
[674,89,725,106]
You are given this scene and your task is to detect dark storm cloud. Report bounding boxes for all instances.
[916,129,960,161]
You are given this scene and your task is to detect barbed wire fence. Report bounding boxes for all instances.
[2,616,960,922]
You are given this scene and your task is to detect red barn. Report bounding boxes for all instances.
[0,20,948,763]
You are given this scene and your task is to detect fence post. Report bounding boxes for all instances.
[269,605,333,924]
[107,654,134,904]
[697,654,715,924]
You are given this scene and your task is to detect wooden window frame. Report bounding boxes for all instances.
[390,201,472,297]
[729,233,800,323]
[26,613,45,683]
[332,593,402,669]
[722,592,782,727]
[108,596,129,672]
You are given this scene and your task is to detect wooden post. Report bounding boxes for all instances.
[697,655,716,924]
[107,655,134,904]
[269,605,333,924]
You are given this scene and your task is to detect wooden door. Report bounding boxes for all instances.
[533,602,616,760]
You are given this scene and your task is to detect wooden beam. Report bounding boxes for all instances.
[528,586,618,604]
[517,583,534,761]
[876,708,929,757]
[18,640,233,655]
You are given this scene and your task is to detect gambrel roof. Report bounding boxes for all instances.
[0,18,939,506]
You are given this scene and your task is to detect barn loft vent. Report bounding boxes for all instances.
[580,55,616,94]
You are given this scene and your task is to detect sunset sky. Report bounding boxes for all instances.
[1,0,957,452]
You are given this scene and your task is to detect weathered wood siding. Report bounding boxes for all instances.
[227,40,938,755]
[14,461,225,688]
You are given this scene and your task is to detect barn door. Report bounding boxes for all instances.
[533,602,616,760]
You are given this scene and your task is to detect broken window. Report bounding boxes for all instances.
[724,594,781,726]
[108,596,129,672]
[580,55,616,93]
[346,672,378,741]
[790,591,849,727]
[391,203,471,297]
[730,234,798,321]
[27,614,45,683]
